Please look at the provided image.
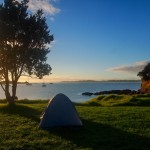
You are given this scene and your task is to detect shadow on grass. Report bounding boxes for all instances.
[74,102,101,107]
[49,119,150,150]
[16,99,49,104]
[0,104,40,122]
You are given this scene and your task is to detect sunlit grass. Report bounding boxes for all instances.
[0,98,150,149]
[85,94,150,106]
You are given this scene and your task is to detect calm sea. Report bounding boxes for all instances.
[0,82,141,102]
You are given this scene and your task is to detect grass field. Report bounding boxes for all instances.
[0,96,150,150]
[85,94,150,106]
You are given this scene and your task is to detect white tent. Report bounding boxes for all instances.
[39,93,83,129]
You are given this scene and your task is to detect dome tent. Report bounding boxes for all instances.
[39,93,83,129]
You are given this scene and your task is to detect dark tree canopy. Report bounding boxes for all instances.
[137,62,150,81]
[0,0,53,103]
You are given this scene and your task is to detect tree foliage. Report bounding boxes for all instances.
[0,0,53,103]
[137,62,150,81]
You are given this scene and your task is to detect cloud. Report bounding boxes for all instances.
[28,0,60,16]
[51,0,60,2]
[107,60,150,74]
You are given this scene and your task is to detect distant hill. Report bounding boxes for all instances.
[102,80,141,82]
[61,80,141,83]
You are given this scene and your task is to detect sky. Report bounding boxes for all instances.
[1,0,150,82]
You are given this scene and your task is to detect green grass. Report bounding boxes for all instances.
[0,98,150,149]
[85,94,150,106]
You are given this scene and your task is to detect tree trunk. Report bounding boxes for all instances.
[12,81,18,101]
[5,81,13,104]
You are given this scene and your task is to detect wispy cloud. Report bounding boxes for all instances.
[107,60,150,74]
[51,0,60,2]
[28,0,60,16]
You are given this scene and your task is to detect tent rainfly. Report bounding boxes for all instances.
[39,93,83,129]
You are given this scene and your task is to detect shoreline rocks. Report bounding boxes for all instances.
[82,89,141,96]
[82,92,93,96]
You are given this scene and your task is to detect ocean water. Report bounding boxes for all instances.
[0,82,141,102]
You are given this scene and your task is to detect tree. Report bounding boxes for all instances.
[0,0,53,103]
[137,62,150,81]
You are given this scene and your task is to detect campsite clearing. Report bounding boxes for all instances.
[0,99,150,150]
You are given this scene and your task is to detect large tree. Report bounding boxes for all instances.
[0,0,53,103]
[137,62,150,80]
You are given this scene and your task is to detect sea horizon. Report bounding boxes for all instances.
[16,79,141,84]
[0,81,141,102]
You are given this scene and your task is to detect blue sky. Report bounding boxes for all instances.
[1,0,150,82]
[47,0,150,82]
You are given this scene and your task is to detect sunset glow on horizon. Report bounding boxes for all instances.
[1,0,150,82]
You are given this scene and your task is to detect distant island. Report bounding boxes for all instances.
[61,80,141,83]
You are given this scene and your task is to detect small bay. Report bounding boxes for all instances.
[0,81,141,102]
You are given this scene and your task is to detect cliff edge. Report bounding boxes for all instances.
[141,80,150,93]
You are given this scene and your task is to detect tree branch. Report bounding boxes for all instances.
[17,63,24,80]
[21,74,39,79]
[0,82,6,92]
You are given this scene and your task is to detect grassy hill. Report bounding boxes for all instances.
[85,94,150,106]
[0,97,150,150]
